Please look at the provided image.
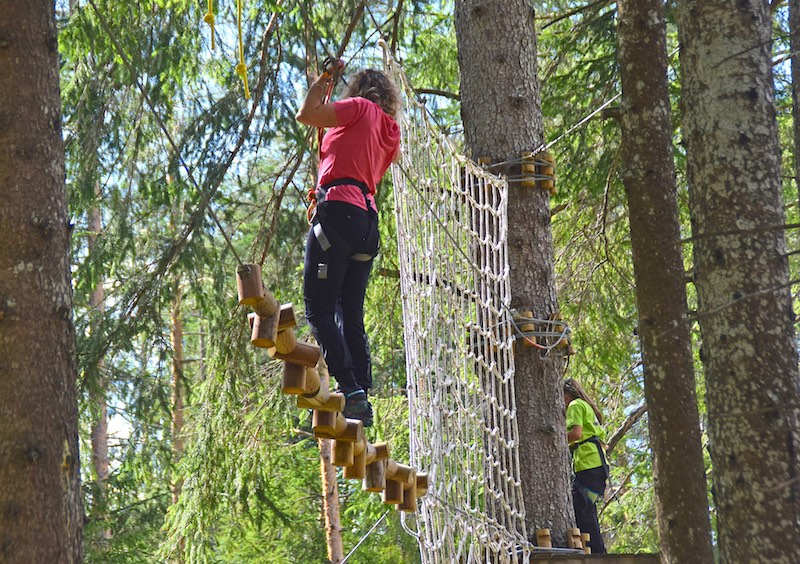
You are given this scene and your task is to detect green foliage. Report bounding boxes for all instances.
[400,0,461,127]
[61,0,428,560]
[160,320,332,563]
[60,0,793,559]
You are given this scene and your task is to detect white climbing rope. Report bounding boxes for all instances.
[383,43,531,564]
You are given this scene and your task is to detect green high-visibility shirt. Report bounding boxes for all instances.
[566,398,605,473]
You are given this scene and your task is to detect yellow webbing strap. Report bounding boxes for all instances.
[236,0,250,99]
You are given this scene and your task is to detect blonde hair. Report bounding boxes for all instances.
[343,69,402,120]
[564,378,603,425]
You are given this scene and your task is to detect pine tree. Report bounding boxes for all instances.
[0,1,83,559]
[677,1,800,560]
[616,0,713,560]
[455,0,574,545]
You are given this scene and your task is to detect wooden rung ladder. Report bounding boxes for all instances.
[236,263,430,512]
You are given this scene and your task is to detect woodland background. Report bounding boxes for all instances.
[4,0,798,562]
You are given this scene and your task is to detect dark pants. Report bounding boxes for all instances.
[572,466,607,554]
[304,202,375,395]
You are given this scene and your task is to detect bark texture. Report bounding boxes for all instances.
[319,368,343,563]
[616,2,714,561]
[320,437,343,563]
[88,205,112,541]
[676,2,800,561]
[0,1,83,561]
[455,0,573,544]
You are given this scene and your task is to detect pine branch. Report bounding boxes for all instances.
[540,0,614,30]
[416,87,460,100]
[606,402,647,456]
[336,2,366,59]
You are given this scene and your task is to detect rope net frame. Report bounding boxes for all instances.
[383,48,531,563]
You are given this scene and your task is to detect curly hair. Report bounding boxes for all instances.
[343,69,402,120]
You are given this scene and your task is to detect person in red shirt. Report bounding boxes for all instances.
[296,64,401,427]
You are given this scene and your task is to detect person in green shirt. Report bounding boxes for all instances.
[564,378,608,554]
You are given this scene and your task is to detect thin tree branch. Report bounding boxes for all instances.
[336,2,366,59]
[540,0,613,30]
[390,0,404,54]
[416,87,460,100]
[606,402,647,456]
[601,464,639,511]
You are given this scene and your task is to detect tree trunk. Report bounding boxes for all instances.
[88,205,112,540]
[320,437,343,563]
[318,366,343,563]
[791,0,800,212]
[616,2,714,561]
[676,2,800,561]
[0,1,83,560]
[455,0,573,545]
[302,25,343,563]
[171,286,185,505]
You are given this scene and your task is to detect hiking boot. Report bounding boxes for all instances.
[343,391,373,427]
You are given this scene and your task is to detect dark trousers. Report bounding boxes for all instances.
[572,466,607,554]
[303,202,375,395]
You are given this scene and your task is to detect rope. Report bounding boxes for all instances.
[87,0,246,267]
[393,159,570,352]
[532,92,620,155]
[400,511,421,539]
[487,48,680,170]
[382,39,691,562]
[236,0,250,99]
[202,0,252,99]
[485,93,621,170]
[203,0,215,50]
[380,54,567,350]
[304,59,340,222]
[340,510,391,563]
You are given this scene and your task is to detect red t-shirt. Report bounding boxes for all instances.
[318,97,400,211]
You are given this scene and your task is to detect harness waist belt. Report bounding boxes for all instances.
[317,177,372,210]
[571,435,610,477]
[319,177,370,193]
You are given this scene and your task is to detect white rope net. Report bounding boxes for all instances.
[384,49,531,563]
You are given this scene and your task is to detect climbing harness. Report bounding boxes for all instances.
[311,178,380,262]
[570,435,610,480]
